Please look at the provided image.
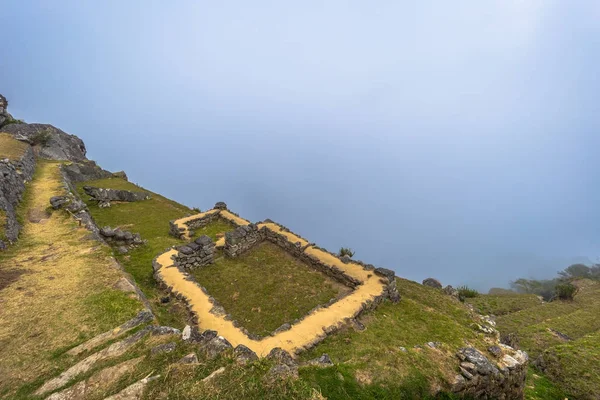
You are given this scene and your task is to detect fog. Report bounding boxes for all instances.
[3,1,600,290]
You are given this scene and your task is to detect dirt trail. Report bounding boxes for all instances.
[0,161,144,393]
[156,219,386,356]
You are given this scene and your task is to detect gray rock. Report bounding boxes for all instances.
[179,353,199,364]
[61,160,112,182]
[181,325,203,343]
[2,123,87,161]
[488,345,503,358]
[443,285,460,299]
[265,364,298,382]
[117,246,129,254]
[49,196,70,209]
[214,201,227,210]
[457,347,498,376]
[151,342,177,354]
[233,345,258,364]
[306,354,333,367]
[100,226,116,237]
[202,335,233,359]
[266,347,296,367]
[422,278,443,289]
[83,186,150,204]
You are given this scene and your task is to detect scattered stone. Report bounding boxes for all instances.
[202,367,226,383]
[548,328,572,341]
[399,347,407,352]
[46,357,144,400]
[422,278,442,289]
[151,342,177,355]
[234,345,258,365]
[178,353,200,365]
[201,335,233,359]
[265,364,298,383]
[160,296,170,304]
[426,342,441,349]
[117,246,129,254]
[49,195,70,209]
[306,354,334,367]
[442,285,460,299]
[103,375,160,400]
[488,345,503,358]
[266,347,297,367]
[181,325,203,342]
[500,333,519,349]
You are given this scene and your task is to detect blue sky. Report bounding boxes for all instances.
[2,1,600,289]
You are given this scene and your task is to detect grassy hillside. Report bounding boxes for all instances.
[76,177,194,327]
[470,280,600,399]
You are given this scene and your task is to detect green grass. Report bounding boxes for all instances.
[300,278,489,389]
[76,177,194,327]
[190,241,350,336]
[491,279,600,397]
[524,367,569,400]
[191,217,237,241]
[466,293,541,316]
[0,132,28,160]
[536,332,600,399]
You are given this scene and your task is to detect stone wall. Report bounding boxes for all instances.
[0,145,36,250]
[451,346,528,399]
[169,211,220,238]
[224,224,264,257]
[175,235,215,269]
[99,226,145,254]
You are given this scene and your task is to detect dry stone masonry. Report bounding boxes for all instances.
[174,235,215,269]
[0,145,36,249]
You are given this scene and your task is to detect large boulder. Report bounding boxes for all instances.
[2,123,87,161]
[422,278,443,289]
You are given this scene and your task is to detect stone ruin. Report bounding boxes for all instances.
[174,235,215,269]
[83,186,150,208]
[99,226,145,254]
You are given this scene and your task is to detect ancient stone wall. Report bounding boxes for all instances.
[224,224,264,257]
[0,145,36,249]
[175,235,215,269]
[452,346,528,399]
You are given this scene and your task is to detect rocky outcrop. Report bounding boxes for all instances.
[83,186,150,207]
[61,160,113,182]
[0,94,12,127]
[0,145,36,249]
[2,123,87,161]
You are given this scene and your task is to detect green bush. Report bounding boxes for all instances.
[554,282,578,301]
[0,117,24,127]
[191,207,201,213]
[457,285,479,301]
[338,247,355,258]
[31,129,51,147]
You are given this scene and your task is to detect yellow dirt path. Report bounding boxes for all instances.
[0,161,143,393]
[172,208,251,247]
[155,225,386,356]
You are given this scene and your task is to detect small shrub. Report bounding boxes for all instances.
[339,247,355,258]
[554,282,578,301]
[1,117,24,127]
[457,285,479,301]
[191,207,201,213]
[31,129,51,147]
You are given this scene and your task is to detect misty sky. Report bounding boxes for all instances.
[2,1,600,290]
